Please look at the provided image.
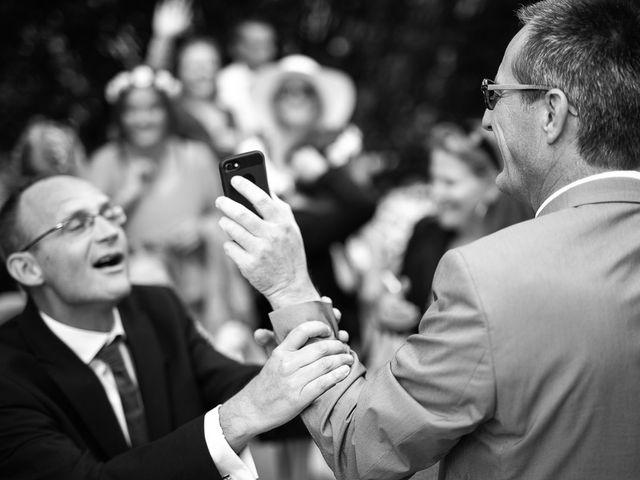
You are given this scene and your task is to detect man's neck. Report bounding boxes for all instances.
[34,295,116,333]
[531,159,606,213]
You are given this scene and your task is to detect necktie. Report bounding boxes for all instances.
[96,335,149,447]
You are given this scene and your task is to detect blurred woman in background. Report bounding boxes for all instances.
[86,65,257,358]
[147,0,241,157]
[363,123,532,371]
[241,54,378,346]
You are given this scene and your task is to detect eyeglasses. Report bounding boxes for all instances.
[481,78,550,110]
[18,204,126,252]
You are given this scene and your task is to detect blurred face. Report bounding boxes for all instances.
[120,87,169,149]
[273,78,322,130]
[481,26,542,201]
[234,23,277,70]
[27,125,87,176]
[20,176,130,308]
[178,42,221,100]
[430,148,494,230]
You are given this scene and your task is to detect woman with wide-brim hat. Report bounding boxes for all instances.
[241,54,378,344]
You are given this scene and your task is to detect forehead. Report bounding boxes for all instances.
[123,87,163,107]
[21,177,109,226]
[181,42,220,63]
[495,26,530,83]
[240,23,275,42]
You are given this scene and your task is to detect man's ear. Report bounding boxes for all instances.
[6,252,44,288]
[541,88,573,145]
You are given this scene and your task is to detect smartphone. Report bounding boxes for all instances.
[219,150,270,216]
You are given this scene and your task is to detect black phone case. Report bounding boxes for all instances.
[219,150,270,215]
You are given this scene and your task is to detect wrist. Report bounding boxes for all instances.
[218,394,261,454]
[267,277,321,310]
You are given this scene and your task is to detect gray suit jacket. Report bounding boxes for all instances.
[271,176,640,479]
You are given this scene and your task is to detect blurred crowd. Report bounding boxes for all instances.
[0,1,532,478]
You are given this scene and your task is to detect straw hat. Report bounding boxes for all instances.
[252,54,356,132]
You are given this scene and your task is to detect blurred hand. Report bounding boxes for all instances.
[376,292,421,332]
[325,125,363,167]
[152,0,193,38]
[219,321,354,451]
[215,175,319,309]
[163,217,203,254]
[289,146,329,183]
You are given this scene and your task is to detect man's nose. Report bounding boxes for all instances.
[94,215,121,242]
[481,109,493,131]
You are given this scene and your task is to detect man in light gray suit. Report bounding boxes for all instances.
[215,0,640,478]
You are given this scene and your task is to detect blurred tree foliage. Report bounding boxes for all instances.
[0,0,530,174]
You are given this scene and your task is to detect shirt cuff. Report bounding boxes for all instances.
[204,406,258,480]
[268,300,338,343]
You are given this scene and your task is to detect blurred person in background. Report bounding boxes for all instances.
[239,53,377,480]
[217,18,279,137]
[364,123,532,376]
[0,118,90,324]
[85,65,257,361]
[147,0,240,157]
[241,53,377,346]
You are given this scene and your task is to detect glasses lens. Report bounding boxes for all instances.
[64,212,95,233]
[482,79,496,110]
[103,205,126,225]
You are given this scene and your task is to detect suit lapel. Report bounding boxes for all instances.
[539,176,640,216]
[19,299,129,457]
[118,294,173,439]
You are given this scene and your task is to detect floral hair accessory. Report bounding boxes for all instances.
[105,65,182,104]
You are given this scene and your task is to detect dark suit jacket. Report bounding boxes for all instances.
[0,285,260,480]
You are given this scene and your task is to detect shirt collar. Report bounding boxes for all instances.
[535,170,640,217]
[40,309,126,365]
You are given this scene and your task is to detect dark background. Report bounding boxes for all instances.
[0,0,528,170]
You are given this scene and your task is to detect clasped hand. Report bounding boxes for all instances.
[219,321,353,452]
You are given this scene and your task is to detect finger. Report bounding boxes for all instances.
[298,361,352,402]
[230,176,292,222]
[254,328,275,347]
[218,216,262,254]
[220,239,255,273]
[278,321,334,351]
[293,339,351,369]
[337,330,349,343]
[296,352,354,388]
[229,176,272,214]
[216,198,265,238]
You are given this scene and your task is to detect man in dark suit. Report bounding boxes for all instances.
[215,0,640,478]
[0,174,353,479]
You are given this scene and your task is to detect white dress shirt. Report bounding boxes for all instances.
[40,309,258,480]
[536,170,640,217]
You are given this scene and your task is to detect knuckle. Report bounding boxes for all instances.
[316,341,329,356]
[320,357,333,373]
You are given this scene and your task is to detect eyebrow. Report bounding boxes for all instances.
[59,199,111,220]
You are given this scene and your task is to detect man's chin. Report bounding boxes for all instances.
[105,277,132,303]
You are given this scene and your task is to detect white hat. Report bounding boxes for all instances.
[252,54,356,131]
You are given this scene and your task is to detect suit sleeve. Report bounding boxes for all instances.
[272,248,496,479]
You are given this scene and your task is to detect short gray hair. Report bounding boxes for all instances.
[513,0,640,170]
